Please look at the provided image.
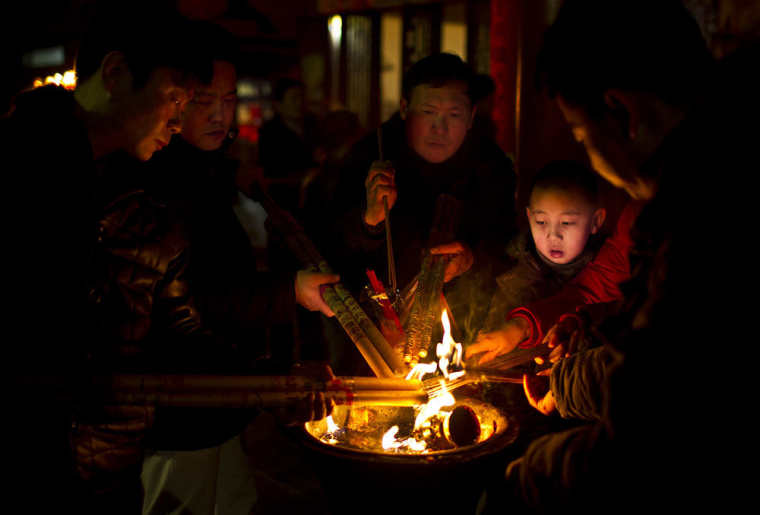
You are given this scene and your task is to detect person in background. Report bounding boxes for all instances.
[258,77,321,214]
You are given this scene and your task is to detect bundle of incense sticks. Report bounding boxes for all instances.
[92,374,427,408]
[249,184,406,378]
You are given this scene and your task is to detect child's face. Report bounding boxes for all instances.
[526,187,605,264]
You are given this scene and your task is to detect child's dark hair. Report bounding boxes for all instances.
[530,160,600,206]
[75,3,213,90]
[402,53,475,104]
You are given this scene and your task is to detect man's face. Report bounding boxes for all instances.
[181,61,237,151]
[557,96,643,199]
[401,81,474,164]
[526,187,604,265]
[118,67,190,161]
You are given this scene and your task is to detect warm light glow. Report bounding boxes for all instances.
[383,309,467,452]
[35,69,77,90]
[328,15,342,45]
[62,70,76,89]
[326,415,339,433]
[321,415,342,445]
[437,309,464,379]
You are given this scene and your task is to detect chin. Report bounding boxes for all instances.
[421,149,452,163]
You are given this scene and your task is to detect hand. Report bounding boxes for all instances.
[276,363,336,426]
[295,270,340,317]
[535,314,585,366]
[523,370,556,415]
[466,317,530,365]
[429,241,474,282]
[364,160,397,226]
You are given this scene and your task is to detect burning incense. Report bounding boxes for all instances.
[71,374,429,408]
[250,185,406,378]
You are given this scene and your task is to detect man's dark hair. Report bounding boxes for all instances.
[530,160,600,206]
[536,0,715,115]
[273,78,304,102]
[75,3,213,90]
[402,53,475,103]
[187,21,240,82]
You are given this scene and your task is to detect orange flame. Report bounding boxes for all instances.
[383,309,465,452]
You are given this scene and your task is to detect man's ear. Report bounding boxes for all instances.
[100,51,131,98]
[590,207,607,234]
[399,97,409,120]
[467,104,477,130]
[603,89,640,141]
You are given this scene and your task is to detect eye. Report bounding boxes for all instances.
[534,220,545,226]
[561,221,576,226]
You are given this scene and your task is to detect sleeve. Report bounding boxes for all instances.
[319,136,387,271]
[550,345,618,421]
[510,201,644,347]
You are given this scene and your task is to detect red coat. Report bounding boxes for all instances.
[509,200,645,347]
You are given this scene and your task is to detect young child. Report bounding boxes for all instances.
[477,160,606,354]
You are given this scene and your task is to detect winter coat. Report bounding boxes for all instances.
[324,112,517,296]
[3,86,206,511]
[481,232,600,333]
[141,136,299,451]
[318,113,517,359]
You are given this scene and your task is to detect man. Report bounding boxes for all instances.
[139,24,331,514]
[324,53,517,373]
[5,7,333,513]
[476,1,757,512]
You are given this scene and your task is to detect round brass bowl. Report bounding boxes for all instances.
[304,396,517,460]
[299,397,519,515]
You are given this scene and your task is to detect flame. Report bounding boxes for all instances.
[383,309,467,452]
[33,69,77,90]
[321,415,342,445]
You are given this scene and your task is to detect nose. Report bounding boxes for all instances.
[209,98,224,122]
[431,114,448,134]
[548,224,563,241]
[167,100,184,134]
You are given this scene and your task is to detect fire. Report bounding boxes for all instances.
[321,415,342,445]
[383,309,466,452]
[33,69,77,90]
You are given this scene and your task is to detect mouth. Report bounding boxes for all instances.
[155,139,168,150]
[549,250,564,259]
[205,129,226,139]
[426,140,448,148]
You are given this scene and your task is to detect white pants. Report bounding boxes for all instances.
[141,434,257,515]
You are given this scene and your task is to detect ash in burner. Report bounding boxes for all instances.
[305,398,507,455]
